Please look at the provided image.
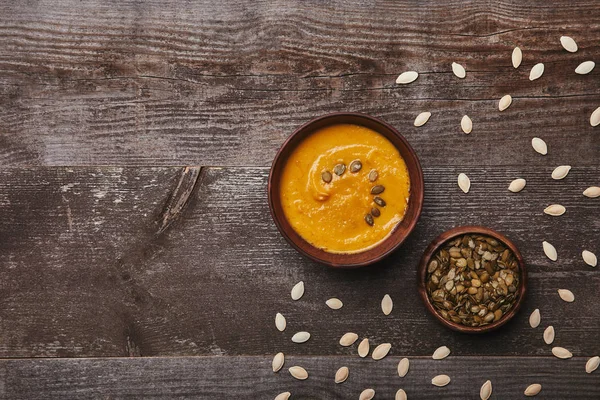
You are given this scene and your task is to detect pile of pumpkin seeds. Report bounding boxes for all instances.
[426,234,521,327]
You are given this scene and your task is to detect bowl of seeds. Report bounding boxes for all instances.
[418,226,527,333]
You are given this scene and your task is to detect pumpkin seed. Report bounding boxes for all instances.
[583,186,600,198]
[552,346,573,359]
[558,289,575,303]
[432,346,451,360]
[370,185,385,194]
[291,281,304,300]
[359,389,375,400]
[499,94,512,111]
[543,325,555,345]
[334,366,349,383]
[586,356,600,373]
[575,61,595,74]
[480,380,492,400]
[334,164,346,176]
[274,392,291,400]
[512,47,522,68]
[291,331,310,343]
[529,63,544,81]
[452,62,466,78]
[288,366,308,380]
[381,294,393,315]
[398,358,410,377]
[461,115,473,134]
[272,352,285,372]
[544,204,566,216]
[543,241,558,261]
[508,178,526,193]
[372,343,391,360]
[365,214,374,226]
[458,173,470,193]
[339,332,359,347]
[321,171,332,183]
[591,107,600,127]
[275,313,286,332]
[529,309,541,328]
[531,137,547,155]
[395,389,407,400]
[582,250,597,267]
[374,197,386,207]
[414,112,431,127]
[396,71,418,84]
[431,374,451,387]
[551,165,571,180]
[349,160,362,173]
[560,36,578,52]
[524,383,542,396]
[326,298,343,309]
[358,338,369,358]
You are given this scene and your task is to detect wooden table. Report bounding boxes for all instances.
[0,1,599,398]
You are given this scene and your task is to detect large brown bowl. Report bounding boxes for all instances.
[267,112,424,268]
[418,226,527,333]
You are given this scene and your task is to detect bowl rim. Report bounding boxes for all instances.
[267,112,424,268]
[417,225,528,334]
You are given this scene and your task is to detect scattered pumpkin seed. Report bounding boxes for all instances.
[365,214,374,226]
[291,331,310,343]
[575,61,595,74]
[395,389,407,400]
[529,309,541,328]
[396,71,419,84]
[372,343,392,360]
[543,241,557,261]
[358,338,369,358]
[529,63,544,81]
[431,374,451,387]
[461,115,473,134]
[552,346,573,359]
[275,313,286,332]
[524,383,542,396]
[350,160,362,173]
[543,325,555,345]
[326,298,343,309]
[557,289,575,303]
[591,107,600,127]
[321,171,332,183]
[359,388,375,400]
[512,47,522,68]
[381,294,393,315]
[371,185,385,194]
[432,346,451,360]
[272,352,285,372]
[480,380,492,400]
[374,197,386,207]
[508,178,526,193]
[291,281,304,300]
[398,358,410,377]
[583,186,600,198]
[582,250,597,267]
[274,392,291,400]
[288,366,308,380]
[414,112,432,127]
[586,356,600,373]
[334,164,346,176]
[544,204,566,216]
[452,62,466,78]
[531,137,548,155]
[499,94,512,111]
[339,332,359,347]
[551,165,571,180]
[368,170,379,182]
[560,36,578,52]
[334,366,349,383]
[458,173,471,193]
[371,207,381,217]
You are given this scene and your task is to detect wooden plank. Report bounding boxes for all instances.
[0,167,597,358]
[0,355,598,399]
[1,1,599,166]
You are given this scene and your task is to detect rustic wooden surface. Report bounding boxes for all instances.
[0,0,599,398]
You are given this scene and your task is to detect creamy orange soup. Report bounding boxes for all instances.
[280,123,410,253]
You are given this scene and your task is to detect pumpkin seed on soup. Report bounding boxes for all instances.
[371,207,380,217]
[374,197,386,207]
[334,164,346,176]
[371,185,385,195]
[349,160,362,173]
[364,214,374,226]
[368,170,378,182]
[321,171,333,183]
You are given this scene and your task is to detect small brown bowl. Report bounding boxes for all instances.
[268,112,424,268]
[418,226,527,333]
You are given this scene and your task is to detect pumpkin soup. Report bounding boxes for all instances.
[280,123,410,254]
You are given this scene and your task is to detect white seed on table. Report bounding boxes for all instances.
[359,388,375,400]
[291,281,304,300]
[583,186,600,198]
[339,332,359,347]
[291,331,310,343]
[272,352,285,372]
[289,366,308,380]
[582,250,597,267]
[326,298,343,309]
[552,346,573,359]
[414,112,431,127]
[480,380,492,400]
[499,94,512,111]
[575,61,595,75]
[529,63,544,81]
[544,204,566,216]
[395,389,407,400]
[398,358,410,377]
[551,165,571,180]
[531,137,547,155]
[432,346,451,360]
[372,343,392,360]
[543,241,558,261]
[274,392,291,400]
[275,313,286,332]
[591,107,600,127]
[358,338,370,358]
[396,71,419,84]
[458,173,470,193]
[543,326,555,345]
[461,115,472,134]
[529,308,541,328]
[512,47,522,68]
[334,366,349,383]
[525,383,542,396]
[431,374,451,387]
[558,289,575,303]
[586,356,600,373]
[381,294,393,315]
[452,62,466,78]
[560,36,578,52]
[508,178,526,193]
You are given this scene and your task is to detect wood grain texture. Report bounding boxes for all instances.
[0,166,597,358]
[1,0,599,166]
[1,356,598,399]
